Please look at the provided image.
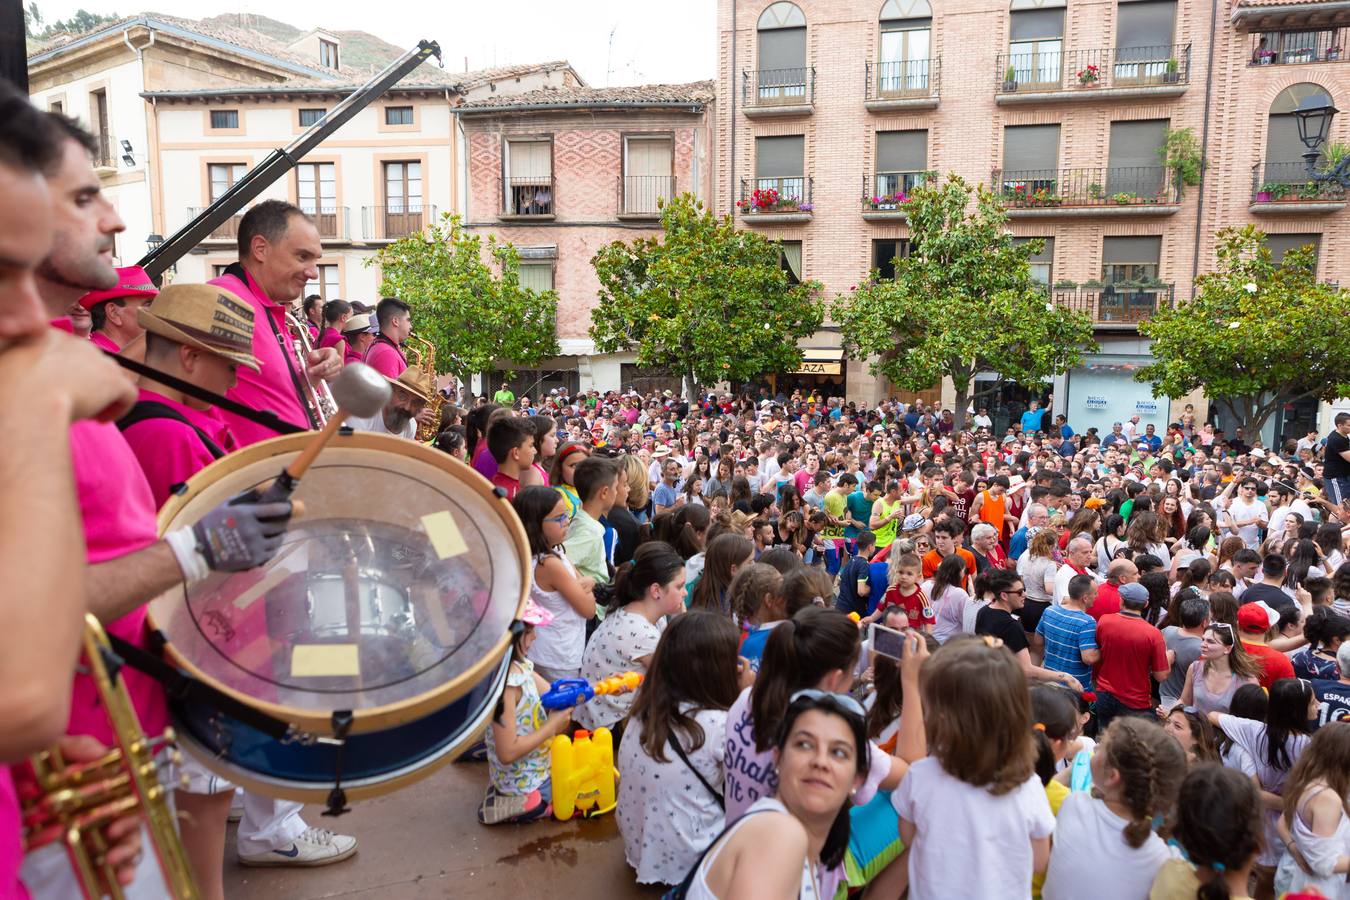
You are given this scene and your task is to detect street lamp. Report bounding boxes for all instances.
[145,233,164,253]
[1293,93,1349,188]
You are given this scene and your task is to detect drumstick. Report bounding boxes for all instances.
[271,363,391,497]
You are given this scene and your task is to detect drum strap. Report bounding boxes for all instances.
[106,631,294,741]
[322,711,354,818]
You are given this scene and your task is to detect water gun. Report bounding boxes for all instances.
[550,727,617,821]
[540,672,643,711]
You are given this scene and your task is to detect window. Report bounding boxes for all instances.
[299,108,326,127]
[89,89,110,165]
[623,136,674,214]
[872,239,914,281]
[1265,233,1320,270]
[1001,124,1060,189]
[212,264,230,278]
[875,130,928,198]
[49,99,63,114]
[297,162,338,237]
[781,241,803,284]
[1114,0,1176,81]
[756,2,807,101]
[503,139,553,215]
[381,161,424,238]
[1101,236,1161,284]
[1014,237,1054,285]
[384,106,414,126]
[755,135,805,200]
[208,163,247,202]
[1266,83,1333,184]
[1107,119,1168,196]
[210,110,239,130]
[320,38,339,69]
[1009,6,1064,87]
[518,262,554,292]
[304,264,340,300]
[878,0,932,94]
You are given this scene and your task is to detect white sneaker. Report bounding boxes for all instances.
[227,794,243,824]
[238,827,358,868]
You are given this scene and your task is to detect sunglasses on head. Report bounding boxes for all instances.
[789,688,866,719]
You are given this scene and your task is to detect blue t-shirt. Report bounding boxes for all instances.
[1060,424,1074,439]
[652,482,679,511]
[867,560,891,616]
[836,556,872,616]
[845,490,873,539]
[1036,605,1098,687]
[1020,409,1043,434]
[740,622,785,673]
[1143,434,1163,452]
[1314,678,1350,728]
[1009,526,1031,561]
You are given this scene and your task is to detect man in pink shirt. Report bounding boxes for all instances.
[208,200,342,446]
[78,264,157,353]
[364,296,411,378]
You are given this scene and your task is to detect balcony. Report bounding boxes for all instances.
[864,59,940,111]
[995,44,1191,104]
[1051,283,1174,327]
[860,172,934,220]
[185,208,243,242]
[617,175,676,220]
[500,177,555,220]
[738,177,813,224]
[1248,28,1346,66]
[93,131,117,171]
[1249,161,1347,214]
[991,166,1181,217]
[300,206,351,241]
[742,67,815,117]
[362,205,434,242]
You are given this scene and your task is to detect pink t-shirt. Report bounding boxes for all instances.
[68,419,171,745]
[364,336,408,379]
[317,327,343,350]
[90,331,119,353]
[209,268,311,447]
[0,769,28,900]
[343,341,364,365]
[121,388,237,509]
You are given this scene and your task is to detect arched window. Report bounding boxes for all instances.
[756,2,807,101]
[878,0,933,95]
[1266,83,1333,184]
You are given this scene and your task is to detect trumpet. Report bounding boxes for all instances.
[22,616,200,899]
[404,333,443,443]
[285,312,338,430]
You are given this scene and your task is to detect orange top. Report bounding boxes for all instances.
[978,489,1008,536]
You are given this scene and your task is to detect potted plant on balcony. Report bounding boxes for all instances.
[1088,182,1105,200]
[1111,191,1137,205]
[1083,278,1105,289]
[1328,45,1343,61]
[1076,64,1100,86]
[1319,141,1350,174]
[1297,181,1323,200]
[1162,58,1181,83]
[1003,65,1018,92]
[1053,279,1078,290]
[1255,183,1275,202]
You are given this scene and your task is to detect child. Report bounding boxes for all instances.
[836,530,876,617]
[487,416,536,500]
[1042,718,1185,900]
[733,563,785,672]
[562,456,620,589]
[803,509,830,567]
[864,553,933,633]
[688,533,753,616]
[513,486,597,683]
[1029,686,1081,900]
[549,441,591,519]
[893,635,1056,900]
[1151,765,1264,899]
[480,597,573,825]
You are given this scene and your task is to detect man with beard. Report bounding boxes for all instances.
[349,367,434,439]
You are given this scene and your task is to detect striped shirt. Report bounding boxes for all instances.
[1036,605,1098,686]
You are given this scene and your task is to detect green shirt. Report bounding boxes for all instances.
[493,389,515,406]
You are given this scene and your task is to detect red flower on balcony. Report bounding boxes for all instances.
[750,187,780,210]
[1076,64,1100,85]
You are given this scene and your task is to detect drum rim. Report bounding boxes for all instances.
[149,430,529,735]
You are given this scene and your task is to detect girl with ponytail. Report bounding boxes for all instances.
[1151,765,1263,900]
[1042,717,1185,900]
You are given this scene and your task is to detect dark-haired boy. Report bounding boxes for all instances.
[487,416,536,500]
[835,531,876,617]
[565,456,620,589]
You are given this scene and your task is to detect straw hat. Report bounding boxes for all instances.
[341,313,377,334]
[389,366,435,403]
[136,284,259,371]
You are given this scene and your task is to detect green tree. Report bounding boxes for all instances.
[835,174,1096,430]
[28,7,121,38]
[1136,225,1350,435]
[590,193,824,400]
[368,213,560,384]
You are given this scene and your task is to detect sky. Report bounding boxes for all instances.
[33,0,718,86]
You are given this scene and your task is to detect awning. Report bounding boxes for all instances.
[792,348,844,375]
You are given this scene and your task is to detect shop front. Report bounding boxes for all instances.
[1060,354,1169,437]
[755,348,848,400]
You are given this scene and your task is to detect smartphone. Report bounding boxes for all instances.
[869,621,908,662]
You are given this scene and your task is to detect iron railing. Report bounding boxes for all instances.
[991,166,1179,207]
[502,176,555,216]
[619,175,676,217]
[865,59,940,100]
[1249,28,1346,65]
[742,67,816,108]
[1250,160,1347,201]
[996,43,1191,92]
[739,177,813,214]
[861,172,935,210]
[1051,284,1175,324]
[298,205,350,240]
[186,207,243,241]
[362,204,434,240]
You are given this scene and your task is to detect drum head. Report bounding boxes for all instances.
[149,431,527,735]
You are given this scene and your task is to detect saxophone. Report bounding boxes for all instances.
[404,333,443,442]
[22,615,200,899]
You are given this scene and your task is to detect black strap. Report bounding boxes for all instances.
[117,400,227,460]
[105,631,293,741]
[662,808,768,900]
[107,354,304,436]
[224,262,316,431]
[668,733,724,811]
[323,711,354,818]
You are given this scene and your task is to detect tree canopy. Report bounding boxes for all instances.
[25,5,121,39]
[834,174,1096,429]
[368,213,559,382]
[590,193,824,399]
[1137,225,1350,435]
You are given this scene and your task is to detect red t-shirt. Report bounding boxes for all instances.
[490,471,521,501]
[1094,612,1168,709]
[1089,581,1122,621]
[878,585,934,631]
[1242,641,1296,689]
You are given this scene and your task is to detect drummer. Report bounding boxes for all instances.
[348,367,435,439]
[341,312,378,365]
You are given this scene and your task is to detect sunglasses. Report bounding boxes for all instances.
[789,688,866,719]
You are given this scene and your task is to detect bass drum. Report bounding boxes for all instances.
[147,431,528,804]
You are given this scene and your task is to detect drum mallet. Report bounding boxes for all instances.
[269,363,392,497]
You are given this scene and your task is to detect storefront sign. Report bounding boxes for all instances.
[1086,395,1108,410]
[1135,399,1159,414]
[792,362,842,375]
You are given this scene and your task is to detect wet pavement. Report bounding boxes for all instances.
[223,760,663,899]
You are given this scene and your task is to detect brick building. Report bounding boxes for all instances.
[714,0,1350,439]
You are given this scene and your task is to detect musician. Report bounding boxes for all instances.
[365,296,411,378]
[80,264,157,353]
[207,199,343,447]
[348,367,435,439]
[318,298,351,350]
[302,292,323,340]
[341,312,377,364]
[28,110,299,899]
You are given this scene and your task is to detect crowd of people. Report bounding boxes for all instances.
[4,75,1350,900]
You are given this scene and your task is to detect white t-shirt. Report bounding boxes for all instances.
[346,410,416,439]
[891,757,1055,900]
[1052,564,1099,606]
[1042,791,1172,900]
[1223,496,1269,549]
[574,608,661,731]
[1268,498,1315,538]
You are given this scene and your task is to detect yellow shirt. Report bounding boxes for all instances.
[1149,859,1252,900]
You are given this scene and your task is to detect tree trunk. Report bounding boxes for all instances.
[685,368,699,405]
[952,380,971,432]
